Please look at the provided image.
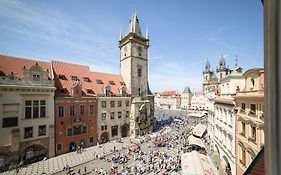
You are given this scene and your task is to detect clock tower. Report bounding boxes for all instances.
[119,10,149,98]
[119,10,155,138]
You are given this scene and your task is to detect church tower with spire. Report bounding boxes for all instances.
[119,10,150,98]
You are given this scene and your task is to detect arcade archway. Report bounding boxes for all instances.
[121,124,129,137]
[22,144,47,165]
[100,132,109,143]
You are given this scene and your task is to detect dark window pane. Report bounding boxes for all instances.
[67,128,72,136]
[83,126,87,133]
[40,100,46,105]
[38,125,46,136]
[25,107,31,119]
[57,144,62,150]
[40,106,46,117]
[73,126,81,135]
[24,127,33,139]
[25,100,32,106]
[90,137,94,143]
[33,106,39,118]
[59,106,64,117]
[2,117,18,128]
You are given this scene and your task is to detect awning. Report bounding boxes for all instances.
[181,151,219,175]
[188,135,205,148]
[192,124,207,138]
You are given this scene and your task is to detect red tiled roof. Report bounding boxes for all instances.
[0,55,51,78]
[213,97,234,104]
[160,90,180,96]
[91,72,127,95]
[52,61,127,96]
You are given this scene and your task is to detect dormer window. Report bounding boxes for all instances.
[71,76,78,81]
[58,74,65,80]
[59,88,66,93]
[96,79,103,84]
[33,74,40,81]
[104,85,111,97]
[109,81,115,85]
[87,89,94,94]
[106,89,111,97]
[83,77,91,82]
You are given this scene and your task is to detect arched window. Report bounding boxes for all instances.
[251,78,255,87]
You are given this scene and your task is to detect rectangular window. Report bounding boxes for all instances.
[101,125,107,131]
[70,105,75,116]
[241,103,246,111]
[126,100,130,107]
[57,144,62,150]
[101,101,106,108]
[110,101,115,108]
[67,128,72,136]
[82,126,87,134]
[71,76,78,81]
[242,149,246,165]
[126,111,129,118]
[89,105,94,115]
[102,113,106,120]
[33,100,39,118]
[110,112,115,119]
[40,100,46,118]
[251,126,256,140]
[242,122,246,134]
[106,90,111,97]
[25,100,32,119]
[2,117,18,128]
[38,125,46,136]
[111,125,118,137]
[118,101,122,107]
[90,137,94,143]
[33,74,40,81]
[59,106,64,117]
[80,105,85,116]
[73,126,81,135]
[24,127,33,139]
[250,104,256,114]
[118,112,122,118]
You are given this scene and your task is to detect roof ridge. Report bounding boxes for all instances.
[0,54,49,63]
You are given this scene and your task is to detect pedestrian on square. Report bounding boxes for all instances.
[77,169,81,175]
[84,166,87,175]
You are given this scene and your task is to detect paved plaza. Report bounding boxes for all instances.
[2,109,221,175]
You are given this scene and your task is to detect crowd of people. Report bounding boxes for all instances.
[63,109,209,175]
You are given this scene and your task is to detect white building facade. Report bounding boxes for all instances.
[0,56,55,171]
[213,99,236,175]
[154,91,181,110]
[190,93,208,110]
[180,86,192,110]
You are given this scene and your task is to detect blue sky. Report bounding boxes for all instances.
[0,0,263,92]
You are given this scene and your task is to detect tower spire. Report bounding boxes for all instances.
[119,30,122,40]
[126,9,143,36]
[145,27,149,39]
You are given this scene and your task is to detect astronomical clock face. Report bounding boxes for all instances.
[139,105,147,130]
